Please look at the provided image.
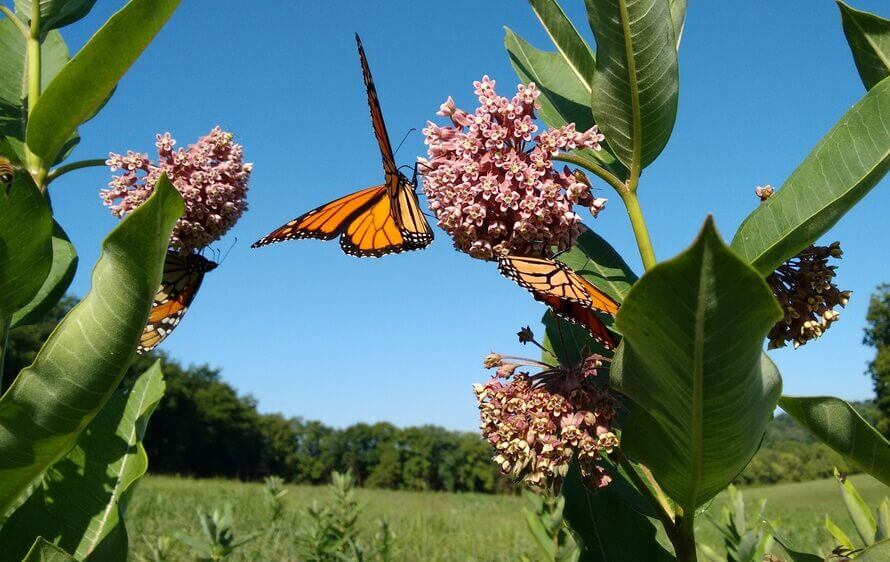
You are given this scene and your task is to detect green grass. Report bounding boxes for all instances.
[128,473,888,561]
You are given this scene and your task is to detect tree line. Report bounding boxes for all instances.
[3,296,883,492]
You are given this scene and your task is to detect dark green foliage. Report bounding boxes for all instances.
[864,284,890,436]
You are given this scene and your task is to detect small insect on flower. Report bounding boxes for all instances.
[422,76,607,260]
[0,156,14,196]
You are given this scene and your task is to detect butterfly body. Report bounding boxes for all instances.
[498,255,619,349]
[252,34,433,257]
[138,251,218,354]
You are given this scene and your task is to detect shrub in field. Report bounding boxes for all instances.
[521,489,579,562]
[823,469,890,556]
[175,504,260,561]
[699,485,776,562]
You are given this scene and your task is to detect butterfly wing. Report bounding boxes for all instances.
[251,185,387,248]
[498,255,619,348]
[393,177,434,249]
[138,252,215,354]
[355,33,398,181]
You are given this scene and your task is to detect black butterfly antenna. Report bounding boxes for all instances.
[393,128,416,157]
[217,237,238,265]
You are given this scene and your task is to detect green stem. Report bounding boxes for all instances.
[0,4,28,37]
[613,449,677,544]
[25,0,44,189]
[46,158,108,184]
[619,189,656,271]
[674,506,698,562]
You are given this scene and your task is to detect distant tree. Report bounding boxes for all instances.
[864,283,890,436]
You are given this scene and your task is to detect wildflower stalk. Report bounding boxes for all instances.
[25,1,45,189]
[46,158,109,185]
[0,4,28,37]
[552,154,657,271]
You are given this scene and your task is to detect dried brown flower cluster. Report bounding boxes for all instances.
[767,242,851,349]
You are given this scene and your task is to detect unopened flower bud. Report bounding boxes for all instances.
[483,353,503,369]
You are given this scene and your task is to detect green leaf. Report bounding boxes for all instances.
[504,28,621,175]
[0,176,182,514]
[825,514,856,551]
[837,1,890,91]
[730,76,890,276]
[778,396,890,486]
[585,0,680,170]
[561,463,674,562]
[859,539,890,561]
[0,171,53,325]
[14,0,98,31]
[878,498,890,541]
[10,220,76,329]
[834,467,878,546]
[0,363,166,561]
[0,20,70,160]
[26,0,179,167]
[529,0,596,90]
[611,218,783,511]
[768,529,824,562]
[670,0,688,47]
[20,538,76,562]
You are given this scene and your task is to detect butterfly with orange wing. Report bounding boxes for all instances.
[137,251,218,354]
[498,255,619,350]
[251,34,433,257]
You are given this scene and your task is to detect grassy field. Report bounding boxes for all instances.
[128,474,888,561]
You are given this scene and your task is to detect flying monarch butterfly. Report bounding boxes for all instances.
[138,251,218,354]
[498,255,619,349]
[251,34,433,257]
[0,156,14,195]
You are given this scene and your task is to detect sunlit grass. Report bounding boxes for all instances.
[129,473,887,561]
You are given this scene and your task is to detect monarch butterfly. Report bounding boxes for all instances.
[138,251,218,354]
[0,157,14,195]
[498,255,619,349]
[251,34,433,257]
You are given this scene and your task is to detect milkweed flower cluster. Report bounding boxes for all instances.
[767,242,850,349]
[474,346,618,489]
[421,76,607,260]
[101,127,251,254]
[755,186,851,349]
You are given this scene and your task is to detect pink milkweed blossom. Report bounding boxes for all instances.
[101,127,251,254]
[474,335,618,489]
[421,76,606,260]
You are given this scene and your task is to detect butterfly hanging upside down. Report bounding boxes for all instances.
[498,254,620,350]
[251,34,433,258]
[138,251,218,354]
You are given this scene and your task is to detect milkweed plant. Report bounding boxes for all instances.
[0,0,887,561]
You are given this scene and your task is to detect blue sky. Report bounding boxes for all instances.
[51,1,888,431]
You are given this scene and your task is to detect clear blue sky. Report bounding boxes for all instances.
[52,1,888,431]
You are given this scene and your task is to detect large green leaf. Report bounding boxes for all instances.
[731,76,890,276]
[0,176,182,514]
[26,0,179,168]
[837,1,890,91]
[504,28,621,174]
[10,220,77,329]
[585,0,679,170]
[14,0,97,31]
[670,0,688,48]
[0,20,70,160]
[529,0,596,91]
[20,538,76,562]
[778,396,890,486]
[0,362,166,561]
[0,171,53,329]
[561,462,674,562]
[611,218,783,511]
